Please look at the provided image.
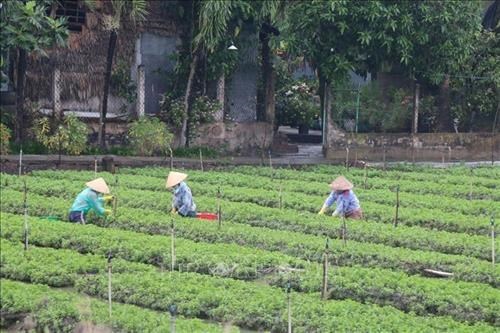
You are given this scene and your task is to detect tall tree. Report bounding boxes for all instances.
[0,0,68,143]
[98,0,147,149]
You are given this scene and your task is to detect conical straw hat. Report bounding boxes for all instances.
[86,178,110,194]
[166,171,188,188]
[330,176,353,191]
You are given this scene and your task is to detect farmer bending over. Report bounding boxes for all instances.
[69,177,112,224]
[318,176,363,219]
[166,171,197,217]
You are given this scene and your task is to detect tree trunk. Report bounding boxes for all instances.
[15,48,27,143]
[181,52,199,147]
[412,81,420,134]
[100,29,118,149]
[438,74,452,132]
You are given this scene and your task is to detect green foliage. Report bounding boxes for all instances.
[173,146,219,158]
[159,94,219,136]
[110,59,136,105]
[33,115,88,155]
[276,79,319,128]
[128,116,172,156]
[0,122,11,154]
[0,0,68,68]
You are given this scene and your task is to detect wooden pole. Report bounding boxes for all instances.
[469,168,473,200]
[345,147,349,171]
[268,150,273,169]
[363,164,368,190]
[491,215,496,266]
[169,304,177,333]
[199,149,204,172]
[287,280,292,333]
[341,216,347,246]
[171,218,175,271]
[112,196,118,217]
[18,149,23,177]
[321,238,329,299]
[169,147,174,170]
[393,185,400,227]
[217,186,222,229]
[94,156,98,178]
[23,179,28,251]
[382,143,386,171]
[278,182,283,210]
[107,255,112,319]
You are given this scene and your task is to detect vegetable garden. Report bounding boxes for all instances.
[0,164,499,332]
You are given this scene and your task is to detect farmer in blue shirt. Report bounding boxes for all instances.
[69,177,113,224]
[166,171,197,217]
[318,176,363,219]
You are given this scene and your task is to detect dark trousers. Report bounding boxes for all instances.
[179,210,197,218]
[68,211,86,224]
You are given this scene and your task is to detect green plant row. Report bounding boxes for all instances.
[0,279,229,333]
[228,166,500,200]
[0,239,154,287]
[304,164,500,186]
[75,270,498,332]
[3,212,498,324]
[12,172,496,252]
[0,212,304,280]
[2,174,493,235]
[29,168,500,215]
[3,244,497,330]
[2,192,497,287]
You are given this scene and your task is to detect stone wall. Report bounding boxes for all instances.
[190,122,273,154]
[325,131,500,162]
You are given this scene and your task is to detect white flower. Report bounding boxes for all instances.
[285,90,293,96]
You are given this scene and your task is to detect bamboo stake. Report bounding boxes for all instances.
[112,196,118,217]
[18,148,23,177]
[345,147,349,171]
[171,218,175,271]
[363,164,368,189]
[169,147,174,170]
[287,280,292,333]
[341,216,347,246]
[393,185,400,227]
[107,255,112,319]
[169,304,177,333]
[23,179,28,251]
[217,186,222,229]
[268,150,273,169]
[382,143,386,171]
[321,238,329,299]
[469,168,473,200]
[491,215,496,266]
[278,182,283,210]
[199,149,204,172]
[94,156,98,178]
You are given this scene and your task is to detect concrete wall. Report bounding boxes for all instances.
[190,122,273,154]
[325,132,500,162]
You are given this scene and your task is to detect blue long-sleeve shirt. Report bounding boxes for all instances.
[172,182,196,216]
[324,190,360,216]
[70,188,105,216]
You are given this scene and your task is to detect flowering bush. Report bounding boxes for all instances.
[33,115,88,155]
[276,80,319,131]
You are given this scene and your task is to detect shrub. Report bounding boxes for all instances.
[33,115,88,155]
[276,80,319,130]
[0,123,11,155]
[128,117,173,156]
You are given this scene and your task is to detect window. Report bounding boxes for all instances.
[55,0,86,32]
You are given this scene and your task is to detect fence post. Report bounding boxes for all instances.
[469,168,473,200]
[278,181,283,210]
[107,254,113,319]
[136,65,145,118]
[321,238,329,300]
[169,147,174,170]
[491,215,496,266]
[171,218,175,271]
[341,215,347,246]
[268,150,273,169]
[393,185,400,227]
[199,149,204,172]
[23,179,28,251]
[217,186,222,229]
[382,143,386,171]
[18,149,23,177]
[287,280,292,333]
[363,163,368,189]
[94,156,98,178]
[345,147,350,171]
